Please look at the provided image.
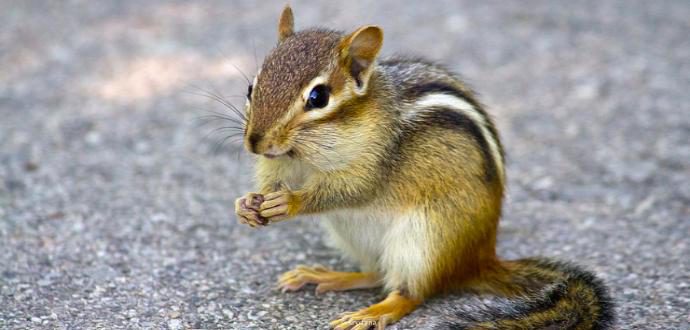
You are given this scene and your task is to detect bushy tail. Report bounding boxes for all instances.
[432,258,615,330]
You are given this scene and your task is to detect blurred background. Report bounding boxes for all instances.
[1,1,688,329]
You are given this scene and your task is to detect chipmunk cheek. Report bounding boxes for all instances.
[272,127,296,151]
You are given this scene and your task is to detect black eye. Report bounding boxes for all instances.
[247,84,253,101]
[306,85,330,110]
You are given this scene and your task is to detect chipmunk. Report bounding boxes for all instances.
[234,5,614,329]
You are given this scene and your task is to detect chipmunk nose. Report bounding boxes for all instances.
[248,132,263,153]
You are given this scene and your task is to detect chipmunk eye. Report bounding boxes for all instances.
[246,84,253,101]
[306,85,330,110]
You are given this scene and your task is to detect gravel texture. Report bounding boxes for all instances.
[1,1,689,329]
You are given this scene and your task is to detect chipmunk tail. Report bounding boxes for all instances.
[431,258,614,330]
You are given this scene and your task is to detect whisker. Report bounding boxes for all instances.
[194,93,247,123]
[213,133,245,154]
[302,138,336,151]
[297,133,348,169]
[234,144,244,163]
[194,110,245,126]
[195,111,246,126]
[204,83,249,122]
[251,38,259,73]
[230,62,252,86]
[184,84,247,122]
[297,132,339,152]
[211,44,253,85]
[293,140,338,170]
[202,126,244,141]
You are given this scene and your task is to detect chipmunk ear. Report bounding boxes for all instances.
[277,5,294,42]
[339,25,383,92]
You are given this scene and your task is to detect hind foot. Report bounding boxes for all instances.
[277,265,381,294]
[330,290,421,330]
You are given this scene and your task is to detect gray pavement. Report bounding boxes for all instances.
[1,1,689,329]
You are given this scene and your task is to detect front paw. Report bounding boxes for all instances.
[235,193,268,227]
[259,190,298,222]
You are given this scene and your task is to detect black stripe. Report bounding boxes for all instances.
[409,82,504,165]
[430,258,614,330]
[417,107,499,182]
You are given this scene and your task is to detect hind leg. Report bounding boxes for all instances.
[277,265,381,294]
[329,290,421,330]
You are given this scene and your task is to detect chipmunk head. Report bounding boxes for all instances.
[243,5,383,165]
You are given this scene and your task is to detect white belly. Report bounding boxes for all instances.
[319,207,390,272]
[319,208,433,292]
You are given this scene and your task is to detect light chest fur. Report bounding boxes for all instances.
[260,156,436,295]
[321,207,434,294]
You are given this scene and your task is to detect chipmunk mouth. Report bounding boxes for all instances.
[263,148,292,159]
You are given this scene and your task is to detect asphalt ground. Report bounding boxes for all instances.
[1,1,688,329]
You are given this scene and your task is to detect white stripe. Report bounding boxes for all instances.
[414,93,504,180]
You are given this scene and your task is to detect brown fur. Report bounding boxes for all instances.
[249,30,340,135]
[235,5,613,329]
